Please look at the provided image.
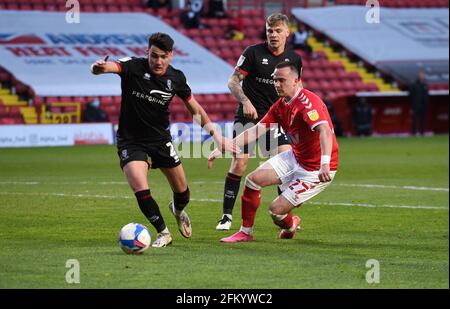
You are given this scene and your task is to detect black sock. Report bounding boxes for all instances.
[223,173,242,215]
[277,187,282,196]
[173,187,190,212]
[135,190,166,233]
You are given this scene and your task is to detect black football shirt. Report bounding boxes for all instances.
[115,57,192,143]
[236,43,302,120]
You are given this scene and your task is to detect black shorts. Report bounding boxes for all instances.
[233,116,290,157]
[117,140,181,170]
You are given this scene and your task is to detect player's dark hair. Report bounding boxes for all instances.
[148,32,174,52]
[275,61,302,78]
[266,13,290,27]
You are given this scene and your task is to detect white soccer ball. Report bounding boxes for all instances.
[118,223,151,254]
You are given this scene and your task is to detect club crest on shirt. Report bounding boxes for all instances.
[237,55,245,67]
[262,58,269,65]
[307,110,319,121]
[167,79,173,91]
[143,73,151,80]
[121,149,129,160]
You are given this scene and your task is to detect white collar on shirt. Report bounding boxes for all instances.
[283,87,303,105]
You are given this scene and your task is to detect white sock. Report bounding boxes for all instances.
[240,226,253,235]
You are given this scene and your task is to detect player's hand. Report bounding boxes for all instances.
[207,148,222,169]
[91,55,109,74]
[243,100,258,120]
[318,164,332,182]
[219,137,240,154]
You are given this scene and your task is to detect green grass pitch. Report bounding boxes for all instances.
[0,135,448,288]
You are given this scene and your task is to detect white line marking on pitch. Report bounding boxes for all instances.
[0,191,447,210]
[334,183,449,192]
[0,181,448,192]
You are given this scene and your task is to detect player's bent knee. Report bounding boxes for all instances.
[231,159,248,175]
[245,175,262,191]
[268,209,287,221]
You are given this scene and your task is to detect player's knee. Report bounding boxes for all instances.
[231,158,248,175]
[268,208,286,221]
[130,181,148,193]
[245,174,261,191]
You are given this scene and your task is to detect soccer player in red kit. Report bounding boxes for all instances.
[208,61,338,242]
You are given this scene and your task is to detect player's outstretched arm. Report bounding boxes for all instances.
[228,71,258,120]
[208,123,268,169]
[90,55,121,75]
[315,123,333,182]
[184,96,240,154]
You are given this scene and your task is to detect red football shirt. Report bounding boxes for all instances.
[260,88,339,171]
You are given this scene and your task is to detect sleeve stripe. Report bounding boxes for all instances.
[186,94,193,102]
[311,121,328,131]
[237,68,249,76]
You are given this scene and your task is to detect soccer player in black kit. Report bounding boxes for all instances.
[216,13,303,230]
[90,33,237,247]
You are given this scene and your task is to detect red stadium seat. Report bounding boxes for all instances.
[365,82,379,92]
[209,48,221,57]
[127,0,143,6]
[57,96,71,102]
[63,105,78,113]
[194,37,205,46]
[33,3,45,11]
[305,80,320,92]
[207,113,223,122]
[72,96,88,104]
[33,96,44,107]
[100,96,113,105]
[226,59,236,66]
[347,71,362,81]
[45,4,58,12]
[107,5,120,12]
[0,117,19,125]
[14,83,28,95]
[95,5,108,12]
[113,96,122,105]
[220,48,234,59]
[46,97,59,104]
[231,47,243,58]
[19,4,33,10]
[170,103,185,113]
[0,72,11,84]
[211,27,225,37]
[6,3,19,9]
[216,94,229,103]
[203,94,216,103]
[119,5,132,11]
[83,5,95,12]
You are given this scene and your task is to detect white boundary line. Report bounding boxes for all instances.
[0,191,447,210]
[334,183,449,192]
[0,181,448,192]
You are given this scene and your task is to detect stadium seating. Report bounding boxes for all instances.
[0,2,447,124]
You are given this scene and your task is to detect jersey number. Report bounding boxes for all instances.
[166,142,180,163]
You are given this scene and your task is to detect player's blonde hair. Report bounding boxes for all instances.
[266,13,290,27]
